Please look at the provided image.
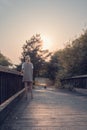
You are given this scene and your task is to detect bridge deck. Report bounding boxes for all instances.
[1,87,87,130]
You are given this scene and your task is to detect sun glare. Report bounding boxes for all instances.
[41,35,52,50]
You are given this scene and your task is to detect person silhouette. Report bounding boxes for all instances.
[22,55,33,99]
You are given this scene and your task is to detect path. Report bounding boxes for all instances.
[0,87,87,130]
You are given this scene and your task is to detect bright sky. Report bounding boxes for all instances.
[0,0,87,64]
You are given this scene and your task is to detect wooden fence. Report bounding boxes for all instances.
[61,75,87,89]
[0,65,23,104]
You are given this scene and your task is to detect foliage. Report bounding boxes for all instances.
[0,52,12,67]
[46,51,60,81]
[47,29,87,87]
[19,34,52,79]
[59,29,87,76]
[17,29,87,88]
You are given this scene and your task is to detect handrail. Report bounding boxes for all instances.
[0,65,23,104]
[61,74,87,89]
[0,65,20,74]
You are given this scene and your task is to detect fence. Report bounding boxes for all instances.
[0,65,24,104]
[61,74,87,89]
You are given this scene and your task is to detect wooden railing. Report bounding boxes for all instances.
[61,75,87,89]
[0,65,24,104]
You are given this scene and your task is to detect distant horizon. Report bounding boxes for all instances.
[0,0,87,64]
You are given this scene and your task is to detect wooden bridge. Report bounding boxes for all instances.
[0,66,87,130]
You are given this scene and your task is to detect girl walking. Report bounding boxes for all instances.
[22,55,33,99]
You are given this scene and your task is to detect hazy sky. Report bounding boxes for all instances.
[0,0,87,64]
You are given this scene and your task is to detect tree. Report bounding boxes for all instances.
[71,29,87,75]
[19,34,51,81]
[61,29,87,76]
[48,29,87,88]
[55,29,87,79]
[0,52,12,67]
[47,51,59,81]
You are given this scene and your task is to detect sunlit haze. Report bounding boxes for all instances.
[41,35,53,50]
[0,0,87,64]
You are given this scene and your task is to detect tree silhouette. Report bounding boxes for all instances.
[19,34,51,82]
[0,52,12,67]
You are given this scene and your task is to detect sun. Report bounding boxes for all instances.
[41,35,52,50]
